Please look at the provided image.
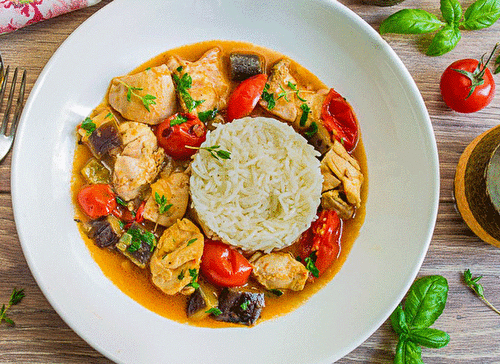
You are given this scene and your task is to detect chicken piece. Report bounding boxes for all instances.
[108,64,177,125]
[251,252,308,291]
[143,172,190,228]
[321,190,355,220]
[259,59,298,123]
[321,140,363,209]
[113,122,165,201]
[150,219,204,295]
[167,47,230,114]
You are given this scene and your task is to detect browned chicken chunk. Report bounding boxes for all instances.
[150,219,204,295]
[167,47,230,115]
[112,122,165,201]
[143,171,190,228]
[320,140,364,218]
[108,65,177,125]
[251,252,308,291]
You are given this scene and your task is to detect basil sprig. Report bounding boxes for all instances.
[380,0,500,56]
[390,275,450,363]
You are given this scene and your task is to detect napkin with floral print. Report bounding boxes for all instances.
[0,0,101,35]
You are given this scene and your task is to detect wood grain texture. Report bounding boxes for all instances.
[1,0,500,363]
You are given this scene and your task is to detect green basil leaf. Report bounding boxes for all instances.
[390,304,409,335]
[380,9,445,34]
[426,25,461,56]
[409,327,451,348]
[404,275,449,328]
[462,0,500,30]
[395,339,424,364]
[441,0,463,25]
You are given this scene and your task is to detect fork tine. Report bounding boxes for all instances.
[0,66,9,135]
[9,69,26,137]
[0,67,18,135]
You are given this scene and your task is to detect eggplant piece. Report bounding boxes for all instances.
[186,281,219,320]
[87,215,122,248]
[216,288,265,326]
[116,223,156,268]
[88,119,122,158]
[229,53,264,81]
[80,158,111,184]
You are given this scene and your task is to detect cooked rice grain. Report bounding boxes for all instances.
[190,117,322,252]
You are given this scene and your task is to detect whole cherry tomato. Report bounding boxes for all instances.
[298,210,342,277]
[156,113,206,159]
[321,88,359,153]
[440,51,496,113]
[226,73,268,122]
[77,184,117,219]
[200,240,253,287]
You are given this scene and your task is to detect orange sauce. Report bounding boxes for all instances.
[71,40,368,328]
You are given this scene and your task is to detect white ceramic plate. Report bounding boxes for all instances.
[11,0,439,363]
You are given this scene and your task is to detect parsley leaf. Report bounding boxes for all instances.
[80,117,96,136]
[117,79,157,112]
[172,72,205,112]
[206,307,222,316]
[198,108,218,123]
[261,83,276,110]
[464,269,500,315]
[170,114,188,126]
[299,103,311,127]
[304,122,318,138]
[304,252,319,278]
[155,192,173,214]
[240,300,249,311]
[126,228,157,253]
[187,268,200,289]
[186,145,231,160]
[187,238,197,246]
[269,289,283,297]
[178,270,185,280]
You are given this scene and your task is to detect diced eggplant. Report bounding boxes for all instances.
[87,215,122,248]
[116,223,156,268]
[88,119,122,158]
[186,281,219,320]
[81,158,111,184]
[215,288,265,326]
[229,53,264,81]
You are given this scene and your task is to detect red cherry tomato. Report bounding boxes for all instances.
[298,210,342,277]
[440,58,496,113]
[156,113,206,160]
[321,88,359,153]
[77,184,117,219]
[200,240,253,287]
[226,73,268,122]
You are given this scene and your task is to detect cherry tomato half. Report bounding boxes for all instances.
[226,73,268,122]
[298,210,342,277]
[440,58,496,113]
[200,240,253,287]
[77,184,117,219]
[321,88,359,153]
[156,113,207,160]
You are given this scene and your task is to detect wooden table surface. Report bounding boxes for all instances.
[1,0,500,363]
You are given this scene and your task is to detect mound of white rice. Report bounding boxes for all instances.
[190,117,322,253]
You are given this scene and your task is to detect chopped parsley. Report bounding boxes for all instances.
[205,307,222,316]
[269,289,283,297]
[187,268,200,289]
[304,122,318,138]
[116,196,127,206]
[155,192,173,214]
[261,83,276,110]
[80,117,96,136]
[126,228,157,253]
[198,108,218,123]
[186,238,197,246]
[186,145,231,160]
[240,300,249,311]
[304,252,319,278]
[299,103,311,127]
[177,270,185,280]
[172,72,205,112]
[117,79,157,112]
[0,288,25,326]
[169,114,188,126]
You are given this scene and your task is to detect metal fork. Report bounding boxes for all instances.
[0,55,27,163]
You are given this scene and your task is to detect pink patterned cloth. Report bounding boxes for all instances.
[0,0,101,35]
